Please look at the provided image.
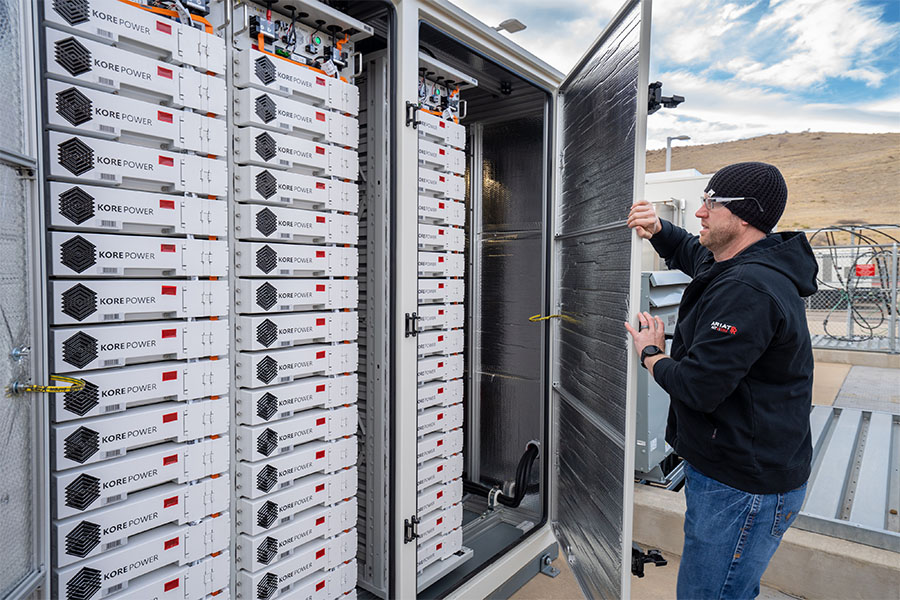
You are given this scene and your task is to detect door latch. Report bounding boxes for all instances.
[631,542,667,577]
[404,312,419,337]
[404,515,420,543]
[405,102,420,129]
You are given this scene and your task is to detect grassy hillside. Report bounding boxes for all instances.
[646,132,900,231]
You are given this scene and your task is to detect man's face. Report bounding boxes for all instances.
[695,201,743,253]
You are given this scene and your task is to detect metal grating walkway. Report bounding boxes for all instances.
[794,405,900,551]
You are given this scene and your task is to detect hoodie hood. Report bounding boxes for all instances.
[733,231,819,297]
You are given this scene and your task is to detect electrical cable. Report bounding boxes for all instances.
[807,224,900,342]
[464,442,540,508]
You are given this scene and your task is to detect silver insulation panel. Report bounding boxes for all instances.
[476,117,545,489]
[553,1,645,597]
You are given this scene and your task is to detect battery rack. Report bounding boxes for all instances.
[222,2,370,599]
[41,1,231,599]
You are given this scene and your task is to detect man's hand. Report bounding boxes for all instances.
[627,200,662,239]
[624,312,667,374]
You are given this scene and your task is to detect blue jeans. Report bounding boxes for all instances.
[678,462,807,599]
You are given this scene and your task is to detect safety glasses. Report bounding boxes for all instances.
[701,193,764,213]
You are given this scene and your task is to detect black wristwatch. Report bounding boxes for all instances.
[640,345,663,369]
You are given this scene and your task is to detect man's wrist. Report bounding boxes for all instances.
[645,353,668,377]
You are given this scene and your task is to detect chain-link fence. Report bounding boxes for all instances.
[806,243,899,353]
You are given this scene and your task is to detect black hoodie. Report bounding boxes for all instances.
[650,220,819,494]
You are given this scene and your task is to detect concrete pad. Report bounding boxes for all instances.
[632,484,900,600]
[833,365,900,412]
[813,348,900,369]
[812,362,851,406]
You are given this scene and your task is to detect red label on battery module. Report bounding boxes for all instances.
[316,484,325,493]
[158,66,173,79]
[437,491,443,498]
[437,543,443,550]
[161,285,177,295]
[316,351,326,359]
[439,229,445,235]
[162,412,178,423]
[316,450,326,459]
[439,121,446,128]
[438,388,443,394]
[316,77,326,86]
[439,149,445,155]
[437,440,443,446]
[316,318,326,326]
[439,202,445,209]
[438,310,444,315]
[159,199,175,209]
[316,112,326,121]
[316,284,326,292]
[438,362,443,368]
[439,176,446,182]
[163,454,178,465]
[162,370,177,381]
[438,283,444,289]
[316,549,326,559]
[437,465,443,472]
[438,256,444,263]
[160,244,176,253]
[164,579,179,592]
[316,582,326,591]
[438,336,444,342]
[164,495,179,508]
[316,182,326,189]
[164,537,179,550]
[437,413,444,420]
[157,110,173,123]
[316,384,326,392]
[156,21,172,34]
[316,417,326,426]
[437,517,443,525]
[316,146,325,155]
[161,328,177,338]
[159,156,174,167]
[316,216,326,223]
[316,516,326,525]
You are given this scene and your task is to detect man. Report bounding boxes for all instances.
[624,162,818,599]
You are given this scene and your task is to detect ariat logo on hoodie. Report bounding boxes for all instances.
[711,320,738,335]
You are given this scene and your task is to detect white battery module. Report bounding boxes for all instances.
[236,468,357,536]
[417,403,464,438]
[45,28,226,114]
[52,436,229,519]
[417,109,466,149]
[52,475,230,567]
[417,304,464,331]
[418,278,465,304]
[235,278,357,314]
[417,378,464,410]
[417,354,464,385]
[235,342,358,388]
[235,311,358,351]
[48,132,227,196]
[417,428,464,464]
[236,436,357,500]
[417,478,463,516]
[418,251,464,277]
[233,48,359,115]
[43,0,227,73]
[234,88,358,148]
[417,329,465,358]
[235,241,357,277]
[233,127,357,180]
[236,373,357,426]
[50,359,229,423]
[417,139,465,175]
[48,182,227,237]
[418,166,465,200]
[417,223,465,252]
[417,524,463,572]
[49,232,227,277]
[46,80,227,156]
[236,405,357,462]
[417,503,463,544]
[53,515,230,600]
[236,529,356,600]
[234,166,358,213]
[235,498,357,572]
[417,196,465,227]
[51,318,229,372]
[105,552,230,600]
[235,203,357,244]
[52,398,229,470]
[50,279,229,324]
[416,453,464,492]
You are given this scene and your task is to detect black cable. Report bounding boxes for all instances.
[463,442,540,509]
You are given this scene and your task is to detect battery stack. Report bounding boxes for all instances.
[230,5,361,599]
[41,1,231,598]
[416,92,467,573]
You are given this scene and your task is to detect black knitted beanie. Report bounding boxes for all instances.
[704,162,787,233]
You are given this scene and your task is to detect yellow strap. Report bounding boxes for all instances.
[528,314,563,322]
[8,375,85,396]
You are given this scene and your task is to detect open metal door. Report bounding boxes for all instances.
[550,0,650,598]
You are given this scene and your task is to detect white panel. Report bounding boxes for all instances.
[417,196,465,226]
[236,203,357,244]
[417,109,465,148]
[110,552,231,600]
[416,403,464,438]
[417,223,464,252]
[417,378,464,410]
[236,311,357,351]
[417,328,464,358]
[417,278,465,304]
[233,127,357,179]
[418,251,464,277]
[417,354,464,385]
[235,278,358,314]
[235,242,357,277]
[235,374,357,426]
[416,304,464,331]
[235,405,357,462]
[234,88,358,147]
[235,343,358,389]
[234,165,358,213]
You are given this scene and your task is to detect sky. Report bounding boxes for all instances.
[449,0,900,149]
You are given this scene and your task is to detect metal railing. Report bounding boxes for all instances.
[806,243,899,353]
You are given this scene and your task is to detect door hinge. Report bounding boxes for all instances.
[405,102,420,129]
[403,515,419,543]
[404,312,419,337]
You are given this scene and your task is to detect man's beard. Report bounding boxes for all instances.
[699,220,741,254]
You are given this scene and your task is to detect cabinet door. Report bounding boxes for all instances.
[551,0,650,597]
[0,0,46,598]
